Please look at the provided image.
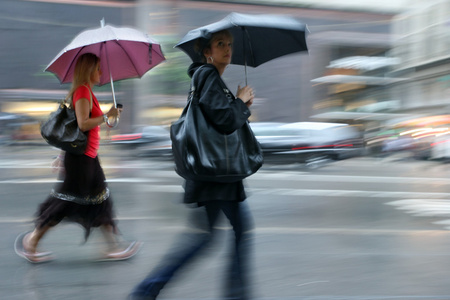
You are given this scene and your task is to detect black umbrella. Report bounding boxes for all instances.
[175,12,308,83]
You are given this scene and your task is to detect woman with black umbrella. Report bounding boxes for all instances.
[129,30,256,300]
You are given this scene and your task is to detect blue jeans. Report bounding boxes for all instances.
[129,201,254,300]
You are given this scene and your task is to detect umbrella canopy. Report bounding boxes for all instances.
[45,23,166,86]
[175,12,308,68]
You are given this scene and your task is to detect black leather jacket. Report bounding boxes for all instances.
[188,63,251,135]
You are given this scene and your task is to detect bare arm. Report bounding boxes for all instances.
[75,98,121,132]
[75,98,104,131]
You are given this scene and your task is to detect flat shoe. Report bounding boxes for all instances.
[97,241,142,262]
[14,231,54,263]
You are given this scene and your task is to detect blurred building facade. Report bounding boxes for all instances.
[106,0,400,127]
[3,0,444,139]
[311,0,450,127]
[389,0,450,114]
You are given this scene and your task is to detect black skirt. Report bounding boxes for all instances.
[35,152,116,240]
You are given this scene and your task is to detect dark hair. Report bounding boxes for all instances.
[194,30,233,63]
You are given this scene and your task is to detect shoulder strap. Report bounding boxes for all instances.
[190,65,226,97]
[83,85,93,112]
[191,65,234,103]
[66,85,93,111]
[190,66,204,96]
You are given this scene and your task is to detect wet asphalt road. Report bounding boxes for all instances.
[2,146,450,299]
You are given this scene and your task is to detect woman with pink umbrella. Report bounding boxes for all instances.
[14,20,165,263]
[15,53,141,263]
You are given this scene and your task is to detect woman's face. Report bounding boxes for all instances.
[90,61,102,85]
[205,35,233,66]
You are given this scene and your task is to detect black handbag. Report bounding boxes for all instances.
[40,101,87,155]
[170,69,263,183]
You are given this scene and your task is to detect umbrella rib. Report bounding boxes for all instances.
[242,27,256,67]
[61,46,85,84]
[113,39,141,78]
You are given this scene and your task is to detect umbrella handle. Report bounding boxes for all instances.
[105,103,122,128]
[103,32,118,128]
[106,72,119,128]
[106,116,119,128]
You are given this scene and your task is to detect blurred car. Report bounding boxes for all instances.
[111,125,170,147]
[364,128,403,156]
[430,133,450,161]
[111,125,172,158]
[373,116,450,162]
[0,112,40,145]
[412,128,450,161]
[250,121,364,168]
[381,135,415,154]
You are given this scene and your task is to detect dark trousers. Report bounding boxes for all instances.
[130,201,254,300]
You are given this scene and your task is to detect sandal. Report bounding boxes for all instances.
[98,241,142,262]
[14,231,54,263]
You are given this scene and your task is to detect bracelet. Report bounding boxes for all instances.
[103,114,108,124]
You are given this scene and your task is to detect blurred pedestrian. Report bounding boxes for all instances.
[14,53,141,263]
[128,30,255,300]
